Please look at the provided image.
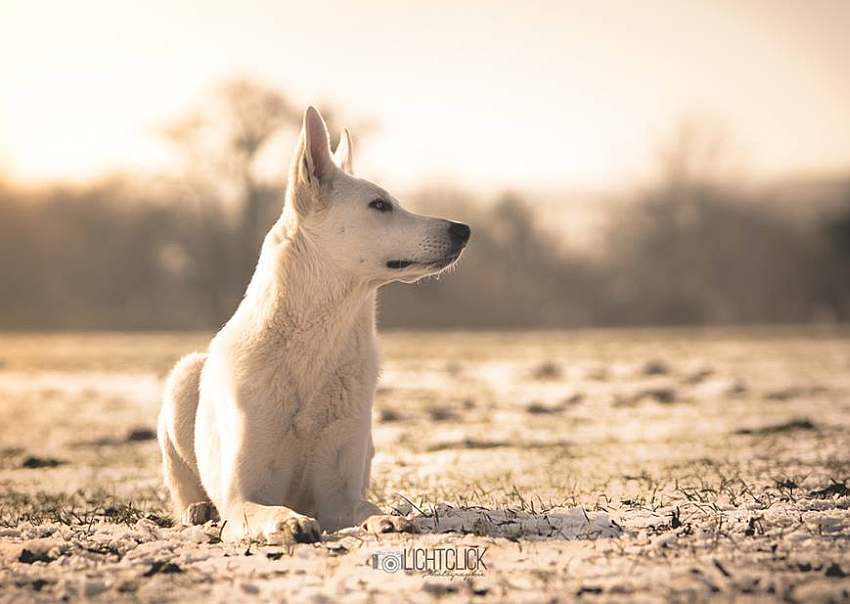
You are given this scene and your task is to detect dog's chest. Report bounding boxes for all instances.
[290,358,375,436]
[274,342,379,510]
[273,329,378,438]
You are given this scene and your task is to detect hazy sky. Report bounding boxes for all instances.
[2,0,849,192]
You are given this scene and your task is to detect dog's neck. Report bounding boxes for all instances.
[221,222,376,396]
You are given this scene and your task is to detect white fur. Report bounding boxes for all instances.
[157,107,469,543]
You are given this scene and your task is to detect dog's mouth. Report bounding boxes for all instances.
[386,252,462,271]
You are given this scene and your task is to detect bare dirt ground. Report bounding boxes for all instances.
[0,328,849,603]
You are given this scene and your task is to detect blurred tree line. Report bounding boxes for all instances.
[1,81,849,330]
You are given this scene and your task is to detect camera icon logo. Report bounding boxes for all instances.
[371,550,403,573]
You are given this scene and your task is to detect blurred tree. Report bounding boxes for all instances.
[821,187,850,320]
[602,121,828,325]
[826,200,850,258]
[162,79,372,325]
[216,80,298,266]
[162,80,300,322]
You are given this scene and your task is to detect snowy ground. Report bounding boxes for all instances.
[0,328,849,603]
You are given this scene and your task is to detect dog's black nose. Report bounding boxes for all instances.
[448,221,471,246]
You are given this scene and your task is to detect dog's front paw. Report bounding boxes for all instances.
[361,514,416,534]
[181,501,219,526]
[265,512,322,545]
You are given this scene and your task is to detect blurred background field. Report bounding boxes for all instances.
[1,1,850,331]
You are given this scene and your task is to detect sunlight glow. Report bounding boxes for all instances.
[1,0,849,192]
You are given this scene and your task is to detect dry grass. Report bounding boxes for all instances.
[0,327,849,602]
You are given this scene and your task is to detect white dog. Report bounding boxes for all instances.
[157,107,470,544]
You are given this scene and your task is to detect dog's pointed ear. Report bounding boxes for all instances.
[333,128,353,175]
[293,106,336,187]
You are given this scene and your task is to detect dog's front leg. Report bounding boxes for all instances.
[344,431,415,534]
[353,500,416,534]
[212,409,321,545]
[222,500,321,545]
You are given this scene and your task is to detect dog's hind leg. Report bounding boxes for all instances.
[157,352,217,525]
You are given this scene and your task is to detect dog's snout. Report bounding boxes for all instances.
[448,221,471,247]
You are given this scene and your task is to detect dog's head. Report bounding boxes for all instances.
[283,107,470,285]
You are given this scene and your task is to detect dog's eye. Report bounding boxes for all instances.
[368,199,392,212]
